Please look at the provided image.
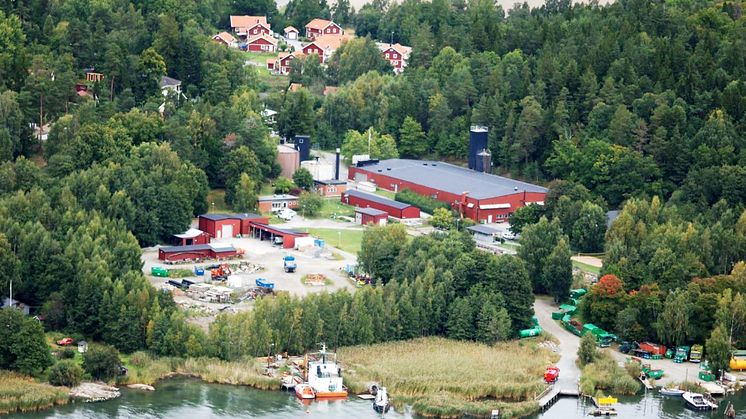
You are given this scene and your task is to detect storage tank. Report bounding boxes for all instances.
[468,126,489,170]
[294,135,311,162]
[476,148,491,173]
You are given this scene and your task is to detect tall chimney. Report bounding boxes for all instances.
[335,148,340,180]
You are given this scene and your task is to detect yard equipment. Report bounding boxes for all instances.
[642,363,664,379]
[638,342,667,357]
[151,266,169,277]
[698,370,716,382]
[194,266,205,276]
[283,256,297,273]
[544,366,560,383]
[674,346,690,363]
[689,344,703,363]
[210,264,231,281]
[569,289,587,299]
[56,337,74,346]
[256,278,275,290]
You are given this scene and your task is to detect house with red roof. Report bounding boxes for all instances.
[230,15,271,39]
[302,33,353,63]
[212,32,238,48]
[246,34,278,52]
[305,18,343,40]
[284,26,299,40]
[378,42,411,73]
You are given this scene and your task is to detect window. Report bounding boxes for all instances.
[328,186,336,193]
[385,53,389,58]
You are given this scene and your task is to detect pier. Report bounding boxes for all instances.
[538,386,580,411]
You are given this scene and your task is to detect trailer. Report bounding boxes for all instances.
[639,342,667,357]
[151,266,169,277]
[256,278,275,290]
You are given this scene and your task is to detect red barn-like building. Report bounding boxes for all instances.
[158,244,238,262]
[342,189,420,219]
[348,159,547,223]
[304,19,343,40]
[198,213,269,239]
[355,207,388,226]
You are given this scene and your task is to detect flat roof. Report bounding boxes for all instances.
[315,179,347,185]
[468,224,501,235]
[258,194,298,202]
[345,189,412,210]
[199,213,263,221]
[355,207,388,217]
[251,223,308,236]
[355,159,547,200]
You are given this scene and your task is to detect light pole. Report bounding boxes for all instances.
[338,231,341,249]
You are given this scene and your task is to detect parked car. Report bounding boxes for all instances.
[57,337,74,346]
[502,231,518,240]
[277,208,296,221]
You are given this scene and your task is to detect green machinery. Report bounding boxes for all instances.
[674,346,690,363]
[552,304,577,320]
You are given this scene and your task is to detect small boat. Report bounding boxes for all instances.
[590,407,617,416]
[659,387,685,397]
[295,383,315,399]
[682,392,717,410]
[373,386,391,414]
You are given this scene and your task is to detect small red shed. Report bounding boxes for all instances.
[198,213,269,239]
[173,228,210,246]
[342,189,420,219]
[355,207,388,226]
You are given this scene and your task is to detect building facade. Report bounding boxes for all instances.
[305,19,343,39]
[341,189,420,219]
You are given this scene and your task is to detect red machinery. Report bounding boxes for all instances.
[210,263,232,281]
[638,342,666,356]
[544,366,560,383]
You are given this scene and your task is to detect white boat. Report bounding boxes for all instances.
[683,392,717,410]
[659,387,685,397]
[373,386,390,414]
[295,383,315,399]
[307,344,348,399]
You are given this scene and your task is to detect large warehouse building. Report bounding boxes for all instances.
[348,159,547,223]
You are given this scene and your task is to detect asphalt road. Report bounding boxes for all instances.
[534,297,581,391]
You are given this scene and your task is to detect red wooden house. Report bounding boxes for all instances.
[230,15,270,39]
[246,34,277,52]
[305,18,343,40]
[379,43,411,73]
[267,52,304,75]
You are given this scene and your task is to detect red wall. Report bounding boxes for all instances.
[302,45,324,62]
[360,212,387,225]
[158,249,212,261]
[342,192,420,219]
[247,38,275,52]
[198,218,217,237]
[349,166,546,223]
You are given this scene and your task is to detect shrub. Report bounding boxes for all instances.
[298,191,324,216]
[83,345,122,382]
[48,360,83,387]
[395,189,450,215]
[58,348,76,360]
[578,333,597,365]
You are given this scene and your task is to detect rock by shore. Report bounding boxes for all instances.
[127,383,155,391]
[70,382,121,402]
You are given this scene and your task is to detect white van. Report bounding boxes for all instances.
[278,208,296,221]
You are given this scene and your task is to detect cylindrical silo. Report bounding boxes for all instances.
[469,126,489,170]
[476,149,492,173]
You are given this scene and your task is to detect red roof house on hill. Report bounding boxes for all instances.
[230,15,270,38]
[305,18,343,40]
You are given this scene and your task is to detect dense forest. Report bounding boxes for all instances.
[1,0,746,378]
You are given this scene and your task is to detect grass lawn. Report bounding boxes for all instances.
[374,189,396,200]
[573,260,601,275]
[339,337,558,418]
[207,189,231,213]
[304,228,363,254]
[244,51,278,65]
[306,198,356,220]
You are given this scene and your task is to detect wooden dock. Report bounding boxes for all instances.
[639,376,653,390]
[538,386,580,411]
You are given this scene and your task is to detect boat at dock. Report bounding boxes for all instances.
[372,386,391,414]
[682,392,717,410]
[659,387,684,397]
[306,343,348,399]
[295,383,315,399]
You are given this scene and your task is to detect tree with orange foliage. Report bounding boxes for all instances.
[579,274,628,330]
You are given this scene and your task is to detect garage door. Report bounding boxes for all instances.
[221,224,233,239]
[354,172,368,182]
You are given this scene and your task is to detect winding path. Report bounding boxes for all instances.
[533,297,581,391]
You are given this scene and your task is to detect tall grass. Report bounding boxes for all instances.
[118,352,279,390]
[339,337,557,418]
[579,352,640,395]
[0,371,69,414]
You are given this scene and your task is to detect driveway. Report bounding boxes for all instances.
[534,297,581,391]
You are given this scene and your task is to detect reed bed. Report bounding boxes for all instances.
[118,352,183,385]
[338,337,557,417]
[579,352,640,395]
[0,371,69,414]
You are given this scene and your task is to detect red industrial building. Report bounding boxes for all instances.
[355,207,388,226]
[158,243,238,262]
[348,159,547,223]
[342,189,420,219]
[198,213,269,239]
[249,223,309,249]
[173,228,211,246]
[315,179,347,197]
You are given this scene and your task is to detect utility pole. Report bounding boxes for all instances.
[368,127,371,155]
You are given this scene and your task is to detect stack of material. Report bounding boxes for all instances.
[304,274,327,286]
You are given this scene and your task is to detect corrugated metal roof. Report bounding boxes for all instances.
[345,189,412,210]
[355,207,387,217]
[173,228,206,239]
[251,223,307,236]
[199,213,263,221]
[356,159,547,200]
[159,244,213,253]
[467,224,501,235]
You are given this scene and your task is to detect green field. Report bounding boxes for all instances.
[304,228,363,254]
[573,260,602,275]
[308,198,356,220]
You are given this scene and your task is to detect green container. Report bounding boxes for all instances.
[519,327,542,338]
[151,266,169,277]
[698,371,716,382]
[552,311,564,320]
[570,289,587,299]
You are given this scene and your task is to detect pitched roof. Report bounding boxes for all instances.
[355,159,548,200]
[230,15,268,28]
[278,51,305,64]
[284,26,299,33]
[289,82,303,92]
[378,42,412,57]
[198,213,263,221]
[213,31,237,44]
[246,34,278,45]
[160,76,181,88]
[345,189,413,210]
[305,18,336,30]
[308,33,353,51]
[258,194,298,202]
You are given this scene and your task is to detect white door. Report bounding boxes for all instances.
[487,215,493,223]
[222,224,233,238]
[379,218,387,226]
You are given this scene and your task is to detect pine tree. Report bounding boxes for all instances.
[233,173,258,212]
[398,116,427,157]
[447,298,474,341]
